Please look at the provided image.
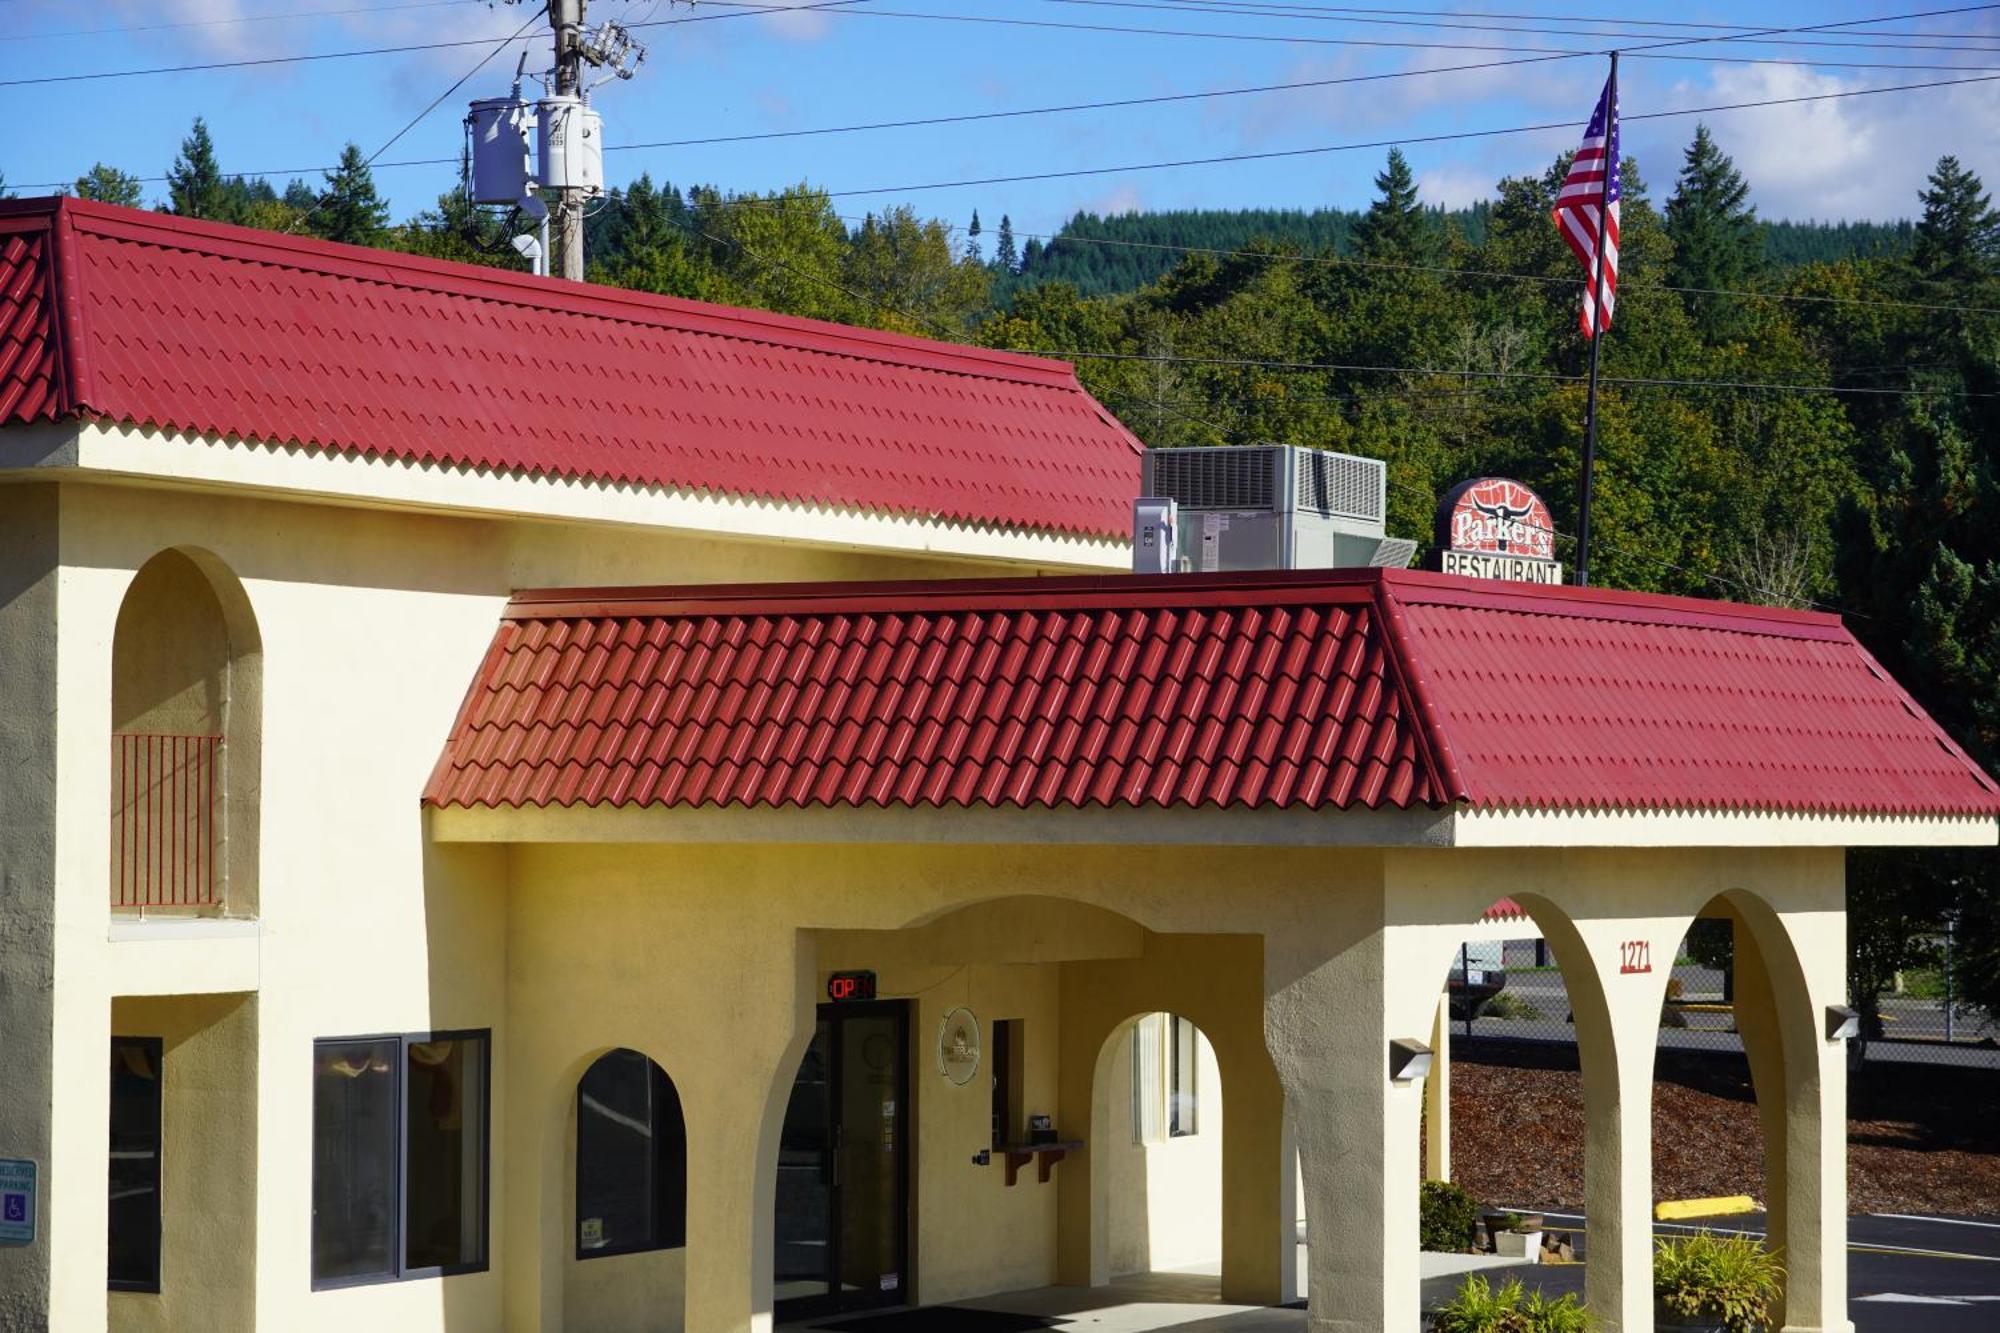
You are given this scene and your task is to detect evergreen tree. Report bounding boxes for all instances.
[282,178,318,211]
[1665,124,1763,321]
[74,163,144,207]
[1911,154,1999,289]
[309,143,390,247]
[166,117,227,220]
[1350,148,1437,261]
[965,209,982,264]
[996,214,1018,272]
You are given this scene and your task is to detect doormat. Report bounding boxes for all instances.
[812,1309,1065,1331]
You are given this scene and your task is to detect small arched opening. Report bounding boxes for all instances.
[109,547,262,917]
[566,1048,689,1332]
[1098,1012,1225,1287]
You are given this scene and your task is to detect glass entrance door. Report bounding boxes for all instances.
[774,1002,909,1320]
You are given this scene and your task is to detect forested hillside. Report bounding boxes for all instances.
[1006,203,1911,297]
[39,122,2000,1019]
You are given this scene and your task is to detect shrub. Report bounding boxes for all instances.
[1432,1275,1597,1333]
[1654,1231,1784,1333]
[1419,1179,1482,1252]
[1482,991,1544,1021]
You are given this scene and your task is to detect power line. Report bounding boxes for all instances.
[669,71,2000,205]
[16,0,1994,190]
[33,61,1991,319]
[17,0,1996,87]
[960,224,2000,317]
[1138,0,1998,42]
[30,30,1999,193]
[0,0,876,88]
[610,43,2000,154]
[651,190,1997,403]
[689,0,2000,59]
[2,0,481,44]
[1026,348,2000,397]
[1042,0,2000,54]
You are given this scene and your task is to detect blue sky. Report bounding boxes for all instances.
[8,1,2000,240]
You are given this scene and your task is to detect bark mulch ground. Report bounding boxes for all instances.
[1444,1039,2000,1216]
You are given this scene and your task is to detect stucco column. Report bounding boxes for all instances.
[1424,992,1450,1183]
[1731,901,1848,1333]
[1531,906,1681,1333]
[1267,926,1425,1333]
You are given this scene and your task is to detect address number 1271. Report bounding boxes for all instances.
[1619,941,1653,975]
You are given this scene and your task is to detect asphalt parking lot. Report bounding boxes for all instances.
[1424,1210,2000,1333]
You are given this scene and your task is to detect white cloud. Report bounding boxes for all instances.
[1415,160,1497,209]
[1653,61,2000,220]
[752,0,838,43]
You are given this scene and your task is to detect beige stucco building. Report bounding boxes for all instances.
[1,197,1995,1333]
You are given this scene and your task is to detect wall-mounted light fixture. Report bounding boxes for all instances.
[1825,1005,1860,1043]
[1389,1037,1433,1083]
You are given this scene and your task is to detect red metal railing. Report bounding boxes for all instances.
[111,732,223,910]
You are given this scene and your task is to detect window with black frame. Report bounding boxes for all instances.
[108,1036,163,1292]
[575,1049,686,1259]
[1168,1015,1200,1138]
[311,1030,489,1287]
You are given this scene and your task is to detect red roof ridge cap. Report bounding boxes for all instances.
[498,567,1398,620]
[1371,577,1471,805]
[1381,567,1847,637]
[42,195,1090,391]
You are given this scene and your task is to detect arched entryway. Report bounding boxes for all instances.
[565,1048,689,1332]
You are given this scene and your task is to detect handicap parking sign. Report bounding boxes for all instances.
[0,1160,36,1245]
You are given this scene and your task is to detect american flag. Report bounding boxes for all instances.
[1552,73,1620,337]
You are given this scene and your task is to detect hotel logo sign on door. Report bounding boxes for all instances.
[1435,477,1563,585]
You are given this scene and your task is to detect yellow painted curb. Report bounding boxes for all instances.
[1655,1195,1757,1221]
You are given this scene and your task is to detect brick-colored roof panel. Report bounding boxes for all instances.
[425,576,1446,813]
[425,569,2000,820]
[0,197,1142,538]
[1391,580,2000,817]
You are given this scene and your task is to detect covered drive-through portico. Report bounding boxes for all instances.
[424,567,2000,1333]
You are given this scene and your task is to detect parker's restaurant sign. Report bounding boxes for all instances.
[1435,477,1564,585]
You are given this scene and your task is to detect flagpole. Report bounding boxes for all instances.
[1575,49,1616,588]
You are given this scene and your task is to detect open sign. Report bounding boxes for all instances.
[827,971,878,1003]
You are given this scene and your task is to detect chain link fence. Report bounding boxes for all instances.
[1447,932,2000,1071]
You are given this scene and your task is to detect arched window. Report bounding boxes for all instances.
[576,1049,686,1258]
[110,548,261,915]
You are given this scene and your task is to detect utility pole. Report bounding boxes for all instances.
[548,0,587,280]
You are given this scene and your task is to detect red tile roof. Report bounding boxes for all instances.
[0,197,1142,538]
[424,567,2000,818]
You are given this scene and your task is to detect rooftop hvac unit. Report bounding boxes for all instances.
[1139,444,1417,573]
